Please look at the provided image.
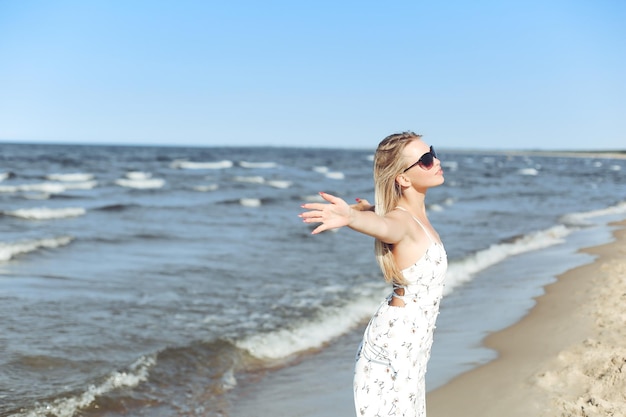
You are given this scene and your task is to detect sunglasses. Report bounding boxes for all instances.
[403,146,437,172]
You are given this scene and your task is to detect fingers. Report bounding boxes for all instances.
[299,192,349,234]
[311,224,327,235]
[318,191,337,203]
[300,203,326,212]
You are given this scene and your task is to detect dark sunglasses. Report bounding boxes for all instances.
[403,146,437,172]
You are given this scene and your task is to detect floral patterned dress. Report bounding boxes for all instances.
[353,214,447,417]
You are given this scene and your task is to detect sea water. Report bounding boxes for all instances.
[0,143,624,416]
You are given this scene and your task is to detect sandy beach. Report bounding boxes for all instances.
[427,219,626,417]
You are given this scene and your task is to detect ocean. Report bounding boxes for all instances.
[0,143,624,417]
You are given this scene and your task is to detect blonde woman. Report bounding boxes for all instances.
[300,132,447,417]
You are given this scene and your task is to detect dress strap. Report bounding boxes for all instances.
[395,206,435,244]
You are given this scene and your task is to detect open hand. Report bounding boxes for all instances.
[299,192,353,234]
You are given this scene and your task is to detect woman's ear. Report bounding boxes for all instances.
[395,173,411,188]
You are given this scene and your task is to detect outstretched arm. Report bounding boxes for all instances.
[299,192,405,243]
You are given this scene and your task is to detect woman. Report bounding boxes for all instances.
[300,131,447,417]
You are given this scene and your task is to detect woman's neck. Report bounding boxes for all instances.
[397,192,427,217]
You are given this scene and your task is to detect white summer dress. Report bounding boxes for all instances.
[353,209,447,417]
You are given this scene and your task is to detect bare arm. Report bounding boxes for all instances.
[300,192,406,244]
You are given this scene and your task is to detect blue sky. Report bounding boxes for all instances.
[1,1,624,150]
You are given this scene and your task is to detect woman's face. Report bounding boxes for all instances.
[400,139,444,190]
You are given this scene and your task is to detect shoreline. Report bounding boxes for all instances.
[229,218,626,417]
[427,219,626,416]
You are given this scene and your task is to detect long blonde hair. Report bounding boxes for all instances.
[373,131,422,285]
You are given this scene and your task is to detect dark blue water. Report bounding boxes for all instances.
[0,143,624,416]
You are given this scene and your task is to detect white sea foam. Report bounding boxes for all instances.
[240,198,262,207]
[233,176,265,184]
[193,184,219,192]
[518,167,539,176]
[12,355,156,417]
[115,178,165,189]
[171,160,233,170]
[313,166,329,174]
[4,207,86,220]
[560,201,626,226]
[59,180,98,190]
[266,180,292,189]
[46,173,95,182]
[16,182,66,194]
[0,181,95,194]
[125,171,152,180]
[609,164,621,171]
[0,172,9,181]
[443,225,572,294]
[0,236,73,262]
[239,161,277,169]
[23,192,51,200]
[0,184,18,193]
[325,171,345,180]
[235,293,383,360]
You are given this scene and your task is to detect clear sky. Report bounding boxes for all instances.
[1,1,624,150]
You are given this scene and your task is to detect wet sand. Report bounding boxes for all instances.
[427,219,626,416]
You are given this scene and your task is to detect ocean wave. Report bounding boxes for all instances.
[239,161,278,169]
[0,172,14,181]
[443,225,572,293]
[0,182,64,194]
[22,192,51,200]
[0,181,96,194]
[325,171,345,180]
[233,175,265,184]
[171,159,233,170]
[266,180,292,189]
[125,171,152,180]
[239,198,262,207]
[95,203,141,212]
[115,178,165,189]
[57,180,97,190]
[560,201,626,226]
[3,207,86,220]
[2,185,20,193]
[235,292,382,360]
[517,167,539,176]
[114,171,164,189]
[193,184,219,192]
[0,236,73,262]
[10,355,155,417]
[231,176,292,189]
[46,173,95,182]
